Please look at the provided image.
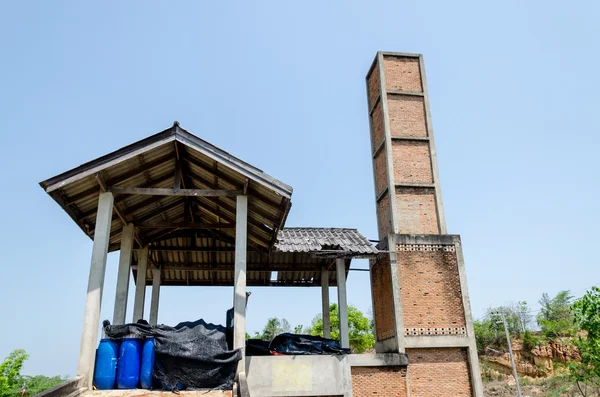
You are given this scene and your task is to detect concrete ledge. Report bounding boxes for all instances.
[238,372,251,397]
[348,353,408,367]
[404,335,471,349]
[395,234,459,245]
[33,376,84,397]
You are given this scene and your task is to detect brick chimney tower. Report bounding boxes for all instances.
[366,52,484,397]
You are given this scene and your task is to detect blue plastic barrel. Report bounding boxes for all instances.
[116,338,142,389]
[93,339,119,390]
[140,338,155,389]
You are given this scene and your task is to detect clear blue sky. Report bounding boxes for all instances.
[0,1,598,377]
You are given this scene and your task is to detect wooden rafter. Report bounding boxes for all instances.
[65,153,175,204]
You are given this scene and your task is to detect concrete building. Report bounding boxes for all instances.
[37,51,482,397]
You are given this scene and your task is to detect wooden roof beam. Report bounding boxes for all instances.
[184,156,282,207]
[188,174,280,225]
[109,187,243,197]
[96,173,145,249]
[137,222,234,229]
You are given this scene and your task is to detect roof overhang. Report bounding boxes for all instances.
[39,123,293,252]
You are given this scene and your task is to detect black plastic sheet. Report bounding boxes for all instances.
[248,333,350,355]
[245,339,271,356]
[103,319,241,391]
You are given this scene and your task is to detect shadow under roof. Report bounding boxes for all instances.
[134,227,378,287]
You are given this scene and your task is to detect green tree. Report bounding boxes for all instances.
[538,290,574,337]
[512,301,532,333]
[473,318,498,354]
[0,350,28,397]
[256,318,291,341]
[293,325,303,334]
[569,286,600,396]
[306,304,375,353]
[474,304,530,354]
[16,375,66,396]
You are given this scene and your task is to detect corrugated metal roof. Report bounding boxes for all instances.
[275,228,378,255]
[132,228,377,287]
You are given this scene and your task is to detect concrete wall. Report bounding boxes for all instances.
[246,355,352,397]
[245,354,408,397]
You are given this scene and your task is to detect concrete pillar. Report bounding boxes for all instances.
[113,223,134,325]
[132,246,148,322]
[321,267,331,339]
[77,192,114,388]
[336,258,350,349]
[149,268,161,325]
[233,195,248,370]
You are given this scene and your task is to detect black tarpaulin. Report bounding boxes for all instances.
[247,333,350,355]
[103,319,241,390]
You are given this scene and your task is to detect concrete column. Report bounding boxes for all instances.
[149,268,161,325]
[113,223,134,325]
[233,195,248,370]
[132,246,148,322]
[336,258,350,349]
[77,192,114,388]
[321,267,331,339]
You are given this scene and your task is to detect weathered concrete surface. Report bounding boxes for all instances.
[336,258,349,349]
[246,355,353,397]
[321,267,330,339]
[113,223,134,325]
[33,376,84,397]
[149,268,161,325]
[132,246,148,322]
[348,353,408,367]
[78,192,113,388]
[233,195,248,374]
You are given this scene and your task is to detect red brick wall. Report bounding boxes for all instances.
[392,140,433,184]
[371,255,395,341]
[367,66,381,108]
[374,150,388,197]
[370,101,385,150]
[387,96,427,137]
[383,56,422,92]
[377,192,392,237]
[351,366,408,397]
[406,348,472,397]
[397,249,466,331]
[395,187,439,234]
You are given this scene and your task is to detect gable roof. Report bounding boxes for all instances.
[39,122,293,252]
